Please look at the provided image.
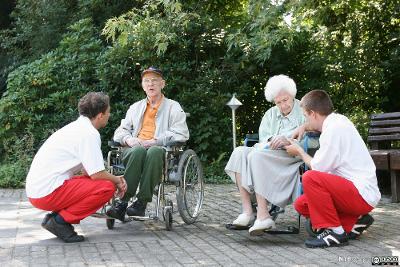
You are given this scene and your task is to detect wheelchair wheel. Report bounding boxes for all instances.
[164,206,173,231]
[269,205,285,221]
[305,218,323,237]
[162,200,174,220]
[176,149,204,224]
[106,218,115,230]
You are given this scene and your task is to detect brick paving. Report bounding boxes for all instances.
[0,185,399,266]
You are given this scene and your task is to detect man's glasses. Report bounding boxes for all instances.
[142,78,161,84]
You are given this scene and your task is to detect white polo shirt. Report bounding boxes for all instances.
[26,116,105,198]
[311,113,381,207]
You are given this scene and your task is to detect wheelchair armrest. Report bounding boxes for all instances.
[244,133,259,147]
[165,141,186,147]
[302,131,320,156]
[108,141,122,148]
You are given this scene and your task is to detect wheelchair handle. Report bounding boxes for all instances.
[304,131,320,138]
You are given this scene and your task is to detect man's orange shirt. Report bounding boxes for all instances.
[138,98,162,140]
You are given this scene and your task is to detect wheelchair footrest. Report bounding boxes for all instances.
[225,223,250,230]
[265,226,299,235]
[91,212,109,219]
[225,223,299,235]
[128,215,156,221]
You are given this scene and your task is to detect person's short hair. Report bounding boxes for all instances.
[264,74,297,102]
[141,66,164,79]
[300,90,334,116]
[78,92,110,119]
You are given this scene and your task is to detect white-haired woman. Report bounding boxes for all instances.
[225,74,313,235]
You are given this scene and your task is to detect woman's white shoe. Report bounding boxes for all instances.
[232,213,255,227]
[249,218,276,236]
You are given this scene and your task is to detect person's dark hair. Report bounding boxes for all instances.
[78,92,109,119]
[300,90,334,116]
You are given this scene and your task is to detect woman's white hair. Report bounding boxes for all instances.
[264,74,297,102]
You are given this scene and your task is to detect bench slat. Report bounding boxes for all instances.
[369,150,390,170]
[371,112,400,120]
[369,127,400,135]
[368,112,400,202]
[368,133,400,142]
[370,119,400,127]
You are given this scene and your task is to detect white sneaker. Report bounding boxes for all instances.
[232,213,255,227]
[249,218,276,236]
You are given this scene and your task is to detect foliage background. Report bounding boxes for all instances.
[0,0,399,187]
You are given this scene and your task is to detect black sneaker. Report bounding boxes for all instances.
[106,200,128,222]
[126,199,147,217]
[42,217,84,243]
[305,229,348,248]
[348,214,374,240]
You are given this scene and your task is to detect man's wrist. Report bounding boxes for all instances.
[299,149,308,160]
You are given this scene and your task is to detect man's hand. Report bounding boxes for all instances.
[285,139,313,167]
[141,139,157,148]
[270,136,290,150]
[285,139,304,157]
[115,176,127,198]
[126,137,140,147]
[292,124,306,141]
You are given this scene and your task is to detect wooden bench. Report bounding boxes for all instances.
[368,112,400,202]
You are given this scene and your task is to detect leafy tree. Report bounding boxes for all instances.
[226,0,400,137]
[0,0,139,95]
[0,0,16,94]
[100,0,249,160]
[0,0,399,186]
[0,0,15,29]
[0,19,104,165]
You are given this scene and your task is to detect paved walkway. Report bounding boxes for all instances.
[0,185,399,266]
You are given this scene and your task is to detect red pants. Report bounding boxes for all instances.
[29,175,115,224]
[294,170,373,233]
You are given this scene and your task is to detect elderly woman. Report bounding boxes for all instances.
[225,74,309,235]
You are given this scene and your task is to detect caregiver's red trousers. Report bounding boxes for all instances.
[29,175,115,224]
[294,170,373,232]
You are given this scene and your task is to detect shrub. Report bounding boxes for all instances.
[0,160,29,188]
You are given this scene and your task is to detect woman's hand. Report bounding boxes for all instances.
[270,136,290,149]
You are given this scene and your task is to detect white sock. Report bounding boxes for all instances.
[329,226,345,234]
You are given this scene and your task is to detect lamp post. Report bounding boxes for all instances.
[226,93,242,150]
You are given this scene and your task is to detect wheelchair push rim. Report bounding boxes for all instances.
[176,149,204,224]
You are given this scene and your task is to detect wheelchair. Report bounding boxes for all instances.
[93,141,204,231]
[226,132,322,237]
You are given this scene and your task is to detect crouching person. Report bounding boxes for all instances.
[26,92,127,243]
[285,90,380,248]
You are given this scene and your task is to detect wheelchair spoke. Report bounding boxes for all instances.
[176,149,204,224]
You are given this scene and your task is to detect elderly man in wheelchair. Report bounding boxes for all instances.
[225,74,319,236]
[105,66,203,228]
